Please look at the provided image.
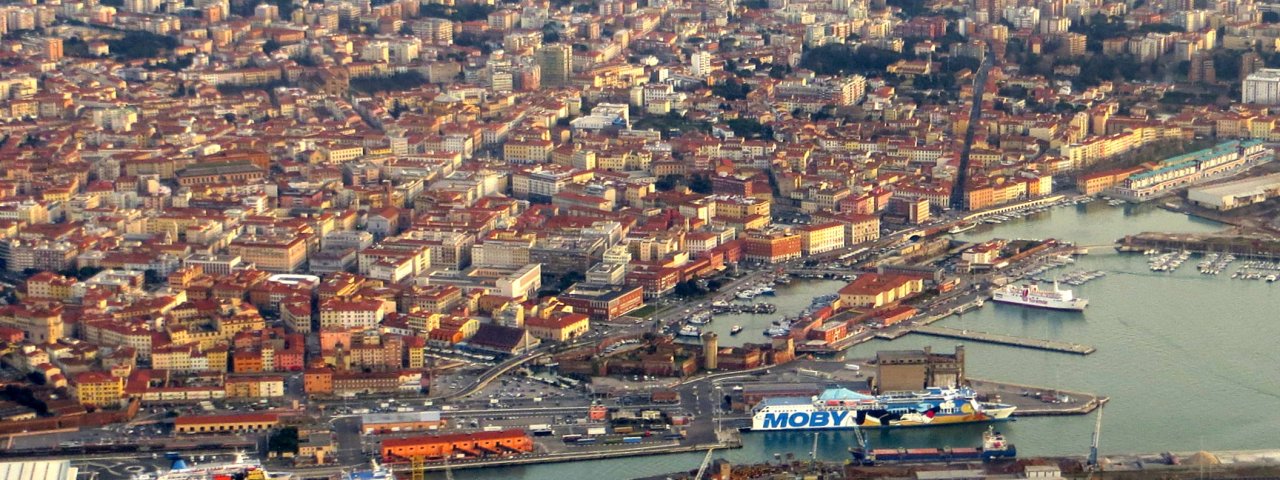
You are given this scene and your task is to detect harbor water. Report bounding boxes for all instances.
[457,201,1280,480]
[697,279,847,348]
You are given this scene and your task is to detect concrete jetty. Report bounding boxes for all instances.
[911,325,1096,355]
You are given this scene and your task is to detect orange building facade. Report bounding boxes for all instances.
[380,430,533,461]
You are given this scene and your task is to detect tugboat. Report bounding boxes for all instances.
[730,325,744,335]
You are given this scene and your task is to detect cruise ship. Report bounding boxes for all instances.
[748,387,1016,430]
[991,281,1087,311]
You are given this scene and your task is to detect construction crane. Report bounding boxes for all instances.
[1087,403,1105,471]
[410,456,425,480]
[693,447,716,480]
[810,431,819,466]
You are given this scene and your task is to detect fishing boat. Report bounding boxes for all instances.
[730,325,743,335]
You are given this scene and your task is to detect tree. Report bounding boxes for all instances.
[674,281,706,297]
[349,71,430,94]
[655,174,685,191]
[268,427,299,456]
[727,118,771,139]
[689,174,713,194]
[711,80,751,100]
[106,31,176,60]
[800,44,902,75]
[263,39,282,55]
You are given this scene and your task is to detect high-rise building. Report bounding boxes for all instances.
[1242,68,1280,104]
[1189,52,1215,84]
[690,50,711,77]
[43,37,61,61]
[1241,51,1265,79]
[537,44,572,88]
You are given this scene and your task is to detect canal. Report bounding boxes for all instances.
[458,201,1280,479]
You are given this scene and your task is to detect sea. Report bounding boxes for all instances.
[456,200,1280,479]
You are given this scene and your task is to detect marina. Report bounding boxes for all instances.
[910,326,1096,355]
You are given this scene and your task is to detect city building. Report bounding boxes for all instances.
[381,430,533,461]
[1243,69,1280,105]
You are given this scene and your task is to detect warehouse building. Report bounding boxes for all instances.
[1187,173,1280,210]
[361,411,445,434]
[381,430,532,461]
[174,412,280,434]
[0,460,77,480]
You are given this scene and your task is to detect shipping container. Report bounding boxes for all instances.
[575,438,597,445]
[622,436,642,444]
[586,427,607,436]
[482,426,502,432]
[613,426,634,434]
[561,434,583,443]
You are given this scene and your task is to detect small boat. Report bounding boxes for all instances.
[731,325,743,335]
[678,325,702,337]
[757,286,776,296]
[736,290,756,300]
[948,222,977,234]
[764,326,789,337]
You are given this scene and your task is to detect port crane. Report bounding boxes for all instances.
[693,447,715,480]
[1087,403,1105,471]
[848,419,872,465]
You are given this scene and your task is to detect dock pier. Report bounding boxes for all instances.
[911,325,1096,355]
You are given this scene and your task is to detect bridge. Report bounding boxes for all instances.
[911,325,1096,355]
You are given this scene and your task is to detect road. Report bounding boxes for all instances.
[950,40,995,210]
[427,348,550,401]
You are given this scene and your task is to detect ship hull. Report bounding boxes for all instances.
[751,404,1016,430]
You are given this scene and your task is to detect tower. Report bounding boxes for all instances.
[537,44,572,88]
[690,51,711,78]
[702,332,718,370]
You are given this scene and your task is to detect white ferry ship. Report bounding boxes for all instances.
[141,452,289,480]
[749,387,1015,430]
[991,281,1087,311]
